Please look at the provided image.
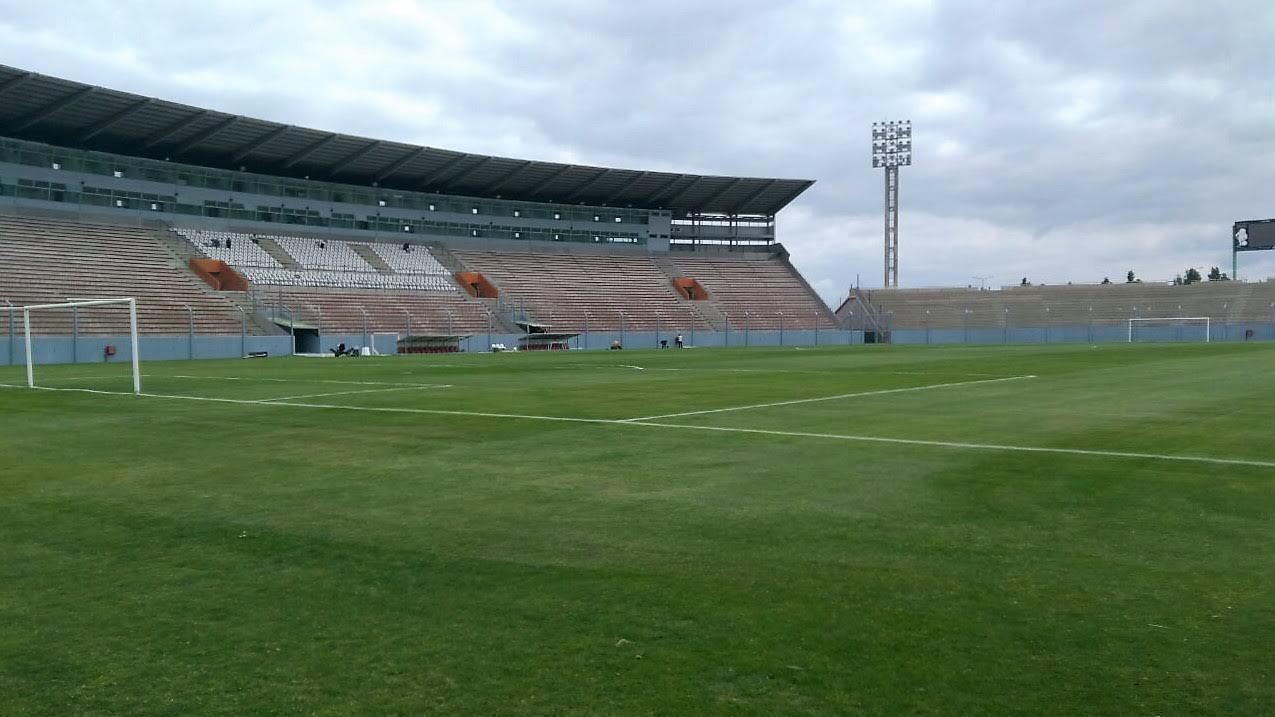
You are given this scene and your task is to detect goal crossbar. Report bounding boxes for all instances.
[12,297,141,393]
[1127,316,1211,343]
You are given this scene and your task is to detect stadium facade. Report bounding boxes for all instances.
[1,65,851,363]
[0,64,811,250]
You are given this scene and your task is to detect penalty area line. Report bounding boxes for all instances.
[621,374,1038,422]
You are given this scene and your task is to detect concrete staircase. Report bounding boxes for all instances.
[838,287,886,333]
[150,227,286,337]
[426,243,519,332]
[425,242,468,274]
[1229,282,1254,321]
[651,254,726,330]
[351,244,395,274]
[255,236,303,270]
[219,290,291,336]
[155,227,203,263]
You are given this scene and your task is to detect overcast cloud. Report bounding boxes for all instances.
[3,0,1274,304]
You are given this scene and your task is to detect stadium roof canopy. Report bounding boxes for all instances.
[0,65,813,215]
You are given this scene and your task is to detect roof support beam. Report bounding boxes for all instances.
[527,164,576,196]
[765,181,813,215]
[327,140,383,177]
[230,124,291,163]
[602,171,647,205]
[141,110,210,150]
[172,115,241,155]
[373,146,426,183]
[683,177,742,212]
[281,133,338,168]
[646,174,690,207]
[444,156,495,188]
[418,153,471,189]
[0,72,37,99]
[10,86,98,132]
[478,160,534,195]
[562,168,612,202]
[76,98,152,142]
[730,179,778,214]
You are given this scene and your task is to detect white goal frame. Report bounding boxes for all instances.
[16,298,141,393]
[369,332,399,356]
[1127,316,1210,343]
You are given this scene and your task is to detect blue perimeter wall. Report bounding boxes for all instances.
[2,324,1273,366]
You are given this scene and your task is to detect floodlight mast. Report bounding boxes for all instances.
[872,120,912,288]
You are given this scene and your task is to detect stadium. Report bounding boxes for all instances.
[3,53,1275,717]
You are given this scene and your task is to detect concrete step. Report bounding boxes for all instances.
[423,244,518,332]
[255,236,303,270]
[218,291,290,336]
[150,227,281,334]
[425,242,469,274]
[351,243,395,274]
[650,253,726,330]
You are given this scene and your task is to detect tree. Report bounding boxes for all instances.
[1020,277,1030,286]
[1126,270,1136,283]
[1207,266,1230,281]
[1101,277,1111,285]
[1184,268,1202,284]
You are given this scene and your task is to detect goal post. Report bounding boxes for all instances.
[1128,316,1211,343]
[16,298,141,393]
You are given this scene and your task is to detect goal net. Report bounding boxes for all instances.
[1127,317,1211,343]
[8,298,141,394]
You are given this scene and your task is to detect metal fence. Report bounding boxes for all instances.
[9,295,1275,368]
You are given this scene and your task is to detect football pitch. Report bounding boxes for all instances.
[2,343,1274,715]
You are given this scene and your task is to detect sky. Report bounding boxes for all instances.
[2,0,1273,305]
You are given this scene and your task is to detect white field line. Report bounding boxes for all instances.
[3,381,1273,470]
[163,374,447,387]
[564,366,1007,377]
[621,375,1038,422]
[27,374,144,383]
[258,385,451,402]
[546,366,933,375]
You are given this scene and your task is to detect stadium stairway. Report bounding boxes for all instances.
[428,244,520,332]
[652,254,727,330]
[350,244,396,274]
[668,253,836,330]
[450,248,716,332]
[173,228,517,336]
[254,236,303,270]
[837,288,888,333]
[148,227,286,337]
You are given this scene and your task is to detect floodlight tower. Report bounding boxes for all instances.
[872,120,912,287]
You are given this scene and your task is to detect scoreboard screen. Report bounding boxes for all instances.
[1235,219,1275,252]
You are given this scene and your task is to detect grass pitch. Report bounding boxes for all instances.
[2,343,1274,715]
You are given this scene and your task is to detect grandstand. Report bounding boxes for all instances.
[0,214,246,335]
[670,254,836,329]
[0,64,835,359]
[845,281,1275,341]
[857,281,1275,328]
[451,248,714,331]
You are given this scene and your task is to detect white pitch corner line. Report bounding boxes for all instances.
[620,374,1038,422]
[4,380,1273,470]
